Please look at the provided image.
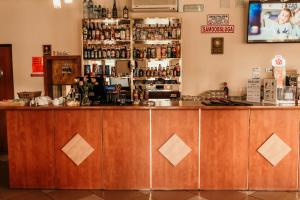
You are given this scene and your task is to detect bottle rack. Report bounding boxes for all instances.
[132,18,182,100]
[81,17,182,100]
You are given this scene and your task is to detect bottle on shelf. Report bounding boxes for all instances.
[87,0,94,19]
[123,6,129,19]
[112,0,118,18]
[83,0,89,19]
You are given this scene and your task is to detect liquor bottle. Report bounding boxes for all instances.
[91,46,95,59]
[156,46,161,59]
[139,68,144,77]
[172,45,177,58]
[176,64,180,77]
[94,46,99,59]
[161,45,167,58]
[167,44,172,58]
[83,21,88,40]
[116,46,120,58]
[83,0,89,19]
[107,48,111,59]
[158,64,162,77]
[102,47,107,58]
[120,26,126,40]
[87,0,93,19]
[97,5,102,19]
[107,8,111,19]
[172,24,177,39]
[84,46,88,59]
[112,0,118,18]
[91,22,96,40]
[102,7,107,18]
[94,23,99,40]
[111,46,116,58]
[111,27,115,40]
[121,47,126,58]
[123,6,129,19]
[153,67,158,77]
[125,27,130,40]
[176,44,181,58]
[87,21,92,40]
[176,23,181,39]
[98,47,102,58]
[126,47,130,59]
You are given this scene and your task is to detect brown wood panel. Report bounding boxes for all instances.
[6,110,55,188]
[200,109,249,190]
[0,110,7,152]
[103,110,150,189]
[0,44,14,100]
[249,109,299,190]
[54,110,102,189]
[152,110,199,189]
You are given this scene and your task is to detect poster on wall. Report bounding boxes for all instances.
[31,56,44,77]
[201,14,235,33]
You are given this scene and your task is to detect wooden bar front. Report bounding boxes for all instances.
[3,105,300,190]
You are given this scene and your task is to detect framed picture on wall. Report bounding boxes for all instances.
[211,37,224,54]
[43,45,52,56]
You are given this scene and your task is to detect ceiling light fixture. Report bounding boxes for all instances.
[64,0,73,4]
[53,0,62,9]
[53,0,73,9]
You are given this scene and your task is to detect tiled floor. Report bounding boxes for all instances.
[0,153,299,200]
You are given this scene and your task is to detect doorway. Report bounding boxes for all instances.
[0,44,14,152]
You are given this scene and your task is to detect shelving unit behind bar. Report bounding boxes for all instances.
[81,17,182,100]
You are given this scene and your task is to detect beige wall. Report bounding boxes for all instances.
[1,0,300,97]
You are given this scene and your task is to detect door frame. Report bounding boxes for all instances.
[0,44,14,99]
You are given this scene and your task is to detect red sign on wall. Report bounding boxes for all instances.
[201,25,235,33]
[31,57,44,77]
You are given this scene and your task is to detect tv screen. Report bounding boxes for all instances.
[248,1,300,43]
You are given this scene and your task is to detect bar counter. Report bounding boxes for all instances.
[1,102,300,190]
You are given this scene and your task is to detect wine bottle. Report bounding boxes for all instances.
[112,0,118,18]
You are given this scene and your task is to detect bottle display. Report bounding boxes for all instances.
[133,44,181,59]
[82,20,130,41]
[133,23,181,41]
[132,18,182,99]
[133,64,181,78]
[83,45,130,60]
[83,0,129,19]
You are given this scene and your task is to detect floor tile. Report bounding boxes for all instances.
[46,190,94,200]
[187,196,207,200]
[239,191,256,196]
[250,191,298,200]
[0,189,31,200]
[92,190,147,200]
[151,191,195,200]
[41,190,56,193]
[193,191,247,200]
[7,191,52,200]
[79,194,104,200]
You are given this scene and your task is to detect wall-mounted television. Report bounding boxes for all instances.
[248,1,300,43]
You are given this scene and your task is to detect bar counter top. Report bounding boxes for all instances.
[0,100,300,110]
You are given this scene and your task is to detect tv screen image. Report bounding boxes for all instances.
[248,1,300,43]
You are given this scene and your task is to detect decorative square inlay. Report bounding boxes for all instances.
[159,134,192,167]
[257,133,291,167]
[79,194,104,200]
[62,133,94,166]
[188,196,207,200]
